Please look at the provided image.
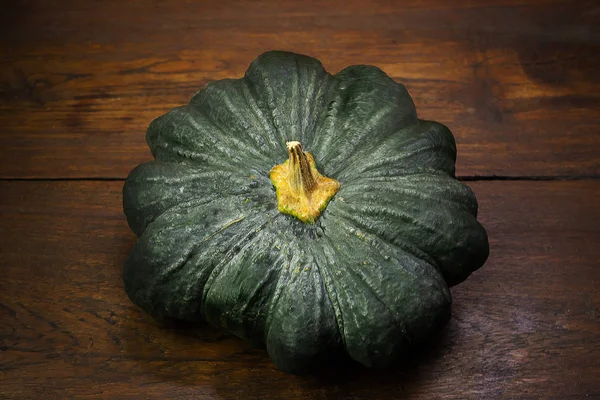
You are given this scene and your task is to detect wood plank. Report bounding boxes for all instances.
[0,180,598,399]
[1,0,599,178]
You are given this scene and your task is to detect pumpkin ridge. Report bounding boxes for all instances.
[326,212,434,286]
[124,201,257,320]
[292,57,302,143]
[330,123,416,180]
[308,240,347,347]
[291,56,330,146]
[240,80,281,152]
[264,239,342,373]
[145,237,200,316]
[337,202,448,270]
[303,67,332,149]
[263,235,302,339]
[329,233,411,344]
[244,60,288,147]
[309,79,342,159]
[309,238,356,354]
[320,219,408,366]
[351,167,448,180]
[147,107,240,172]
[311,65,416,174]
[244,51,334,151]
[349,142,455,179]
[343,179,476,214]
[128,187,248,238]
[190,80,276,167]
[321,213,453,365]
[201,216,273,315]
[195,110,272,169]
[189,98,271,173]
[204,232,285,341]
[152,211,263,319]
[158,177,254,210]
[234,239,288,340]
[154,194,238,222]
[335,133,453,182]
[332,120,457,181]
[330,185,486,286]
[328,206,437,270]
[322,107,400,177]
[122,163,239,236]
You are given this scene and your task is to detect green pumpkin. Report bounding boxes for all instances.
[123,51,489,374]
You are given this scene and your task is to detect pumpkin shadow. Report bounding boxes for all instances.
[298,323,455,398]
[118,306,454,399]
[117,310,277,386]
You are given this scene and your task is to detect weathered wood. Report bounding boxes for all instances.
[1,0,599,178]
[1,180,598,399]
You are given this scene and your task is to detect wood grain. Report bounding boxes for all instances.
[1,180,598,399]
[1,0,599,178]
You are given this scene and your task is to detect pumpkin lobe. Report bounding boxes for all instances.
[270,141,340,223]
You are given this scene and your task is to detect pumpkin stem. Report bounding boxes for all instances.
[287,141,317,195]
[270,141,340,223]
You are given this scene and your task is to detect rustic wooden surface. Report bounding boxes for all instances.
[1,0,599,399]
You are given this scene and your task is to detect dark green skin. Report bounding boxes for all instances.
[123,51,489,374]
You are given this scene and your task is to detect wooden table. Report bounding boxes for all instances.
[1,1,599,398]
